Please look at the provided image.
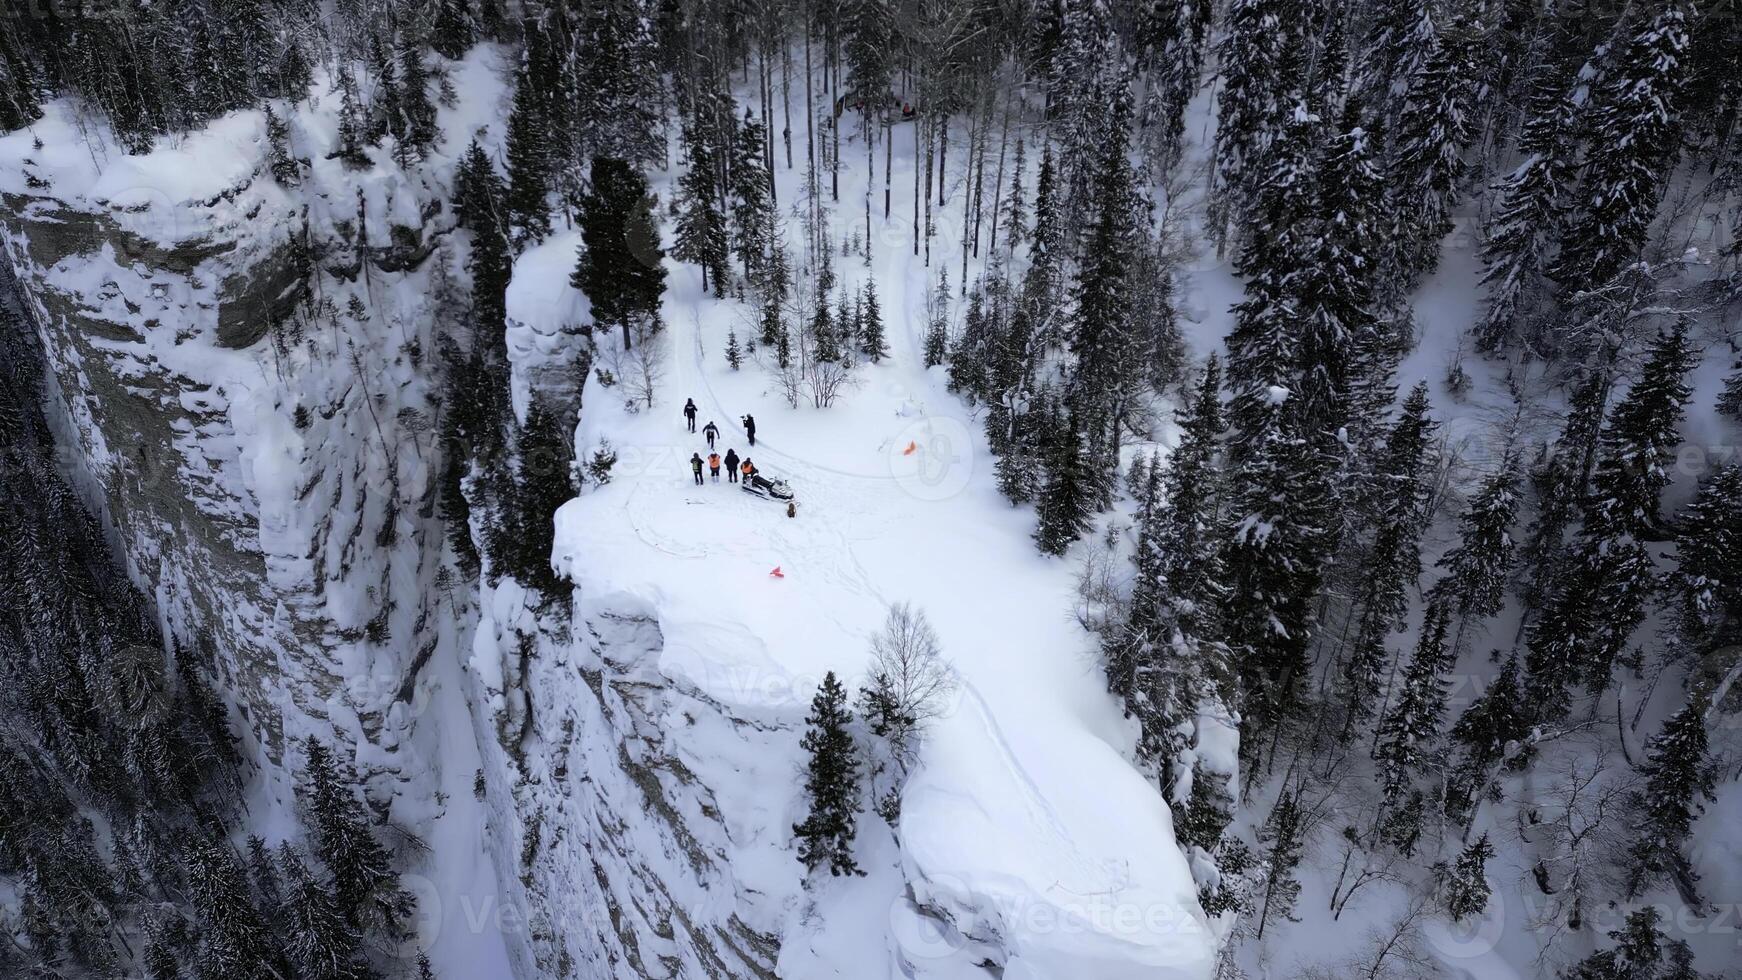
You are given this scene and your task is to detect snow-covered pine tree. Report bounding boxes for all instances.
[1672,464,1742,652]
[1524,327,1696,718]
[299,738,410,931]
[1340,383,1437,731]
[1625,695,1716,897]
[1001,137,1027,252]
[187,835,284,978]
[1438,832,1494,920]
[726,329,743,370]
[572,157,667,349]
[858,281,888,362]
[454,139,506,235]
[1518,370,1609,611]
[1431,454,1521,633]
[1210,0,1290,249]
[1445,650,1527,823]
[573,0,666,167]
[812,295,840,363]
[333,67,372,167]
[1549,4,1692,292]
[1474,68,1578,353]
[730,110,775,285]
[1561,907,1701,980]
[1383,0,1475,287]
[793,672,862,877]
[1718,361,1742,419]
[673,123,731,296]
[512,395,576,602]
[1022,146,1064,343]
[1033,401,1093,556]
[1048,0,1120,222]
[504,66,552,244]
[430,0,476,60]
[265,104,298,185]
[1373,599,1453,816]
[1255,790,1305,939]
[397,38,439,160]
[278,845,367,980]
[1138,0,1214,171]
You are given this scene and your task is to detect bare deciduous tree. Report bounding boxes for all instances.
[860,602,957,773]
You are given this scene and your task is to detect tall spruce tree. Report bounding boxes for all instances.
[1255,791,1305,939]
[1549,4,1692,292]
[1474,69,1578,353]
[1430,454,1522,633]
[1525,328,1696,719]
[673,123,731,296]
[793,672,862,877]
[300,738,408,931]
[1373,600,1453,818]
[1033,399,1093,556]
[858,281,888,362]
[1626,696,1716,897]
[572,156,667,349]
[504,67,552,244]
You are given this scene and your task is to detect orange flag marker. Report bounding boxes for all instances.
[769,566,785,578]
[902,441,917,455]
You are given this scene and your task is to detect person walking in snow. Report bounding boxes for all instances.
[724,448,740,483]
[690,452,704,486]
[740,457,756,481]
[742,413,757,446]
[703,420,720,449]
[683,398,698,433]
[707,452,722,482]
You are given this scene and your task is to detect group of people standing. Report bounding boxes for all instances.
[684,398,756,487]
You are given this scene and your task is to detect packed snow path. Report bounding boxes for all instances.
[513,118,1214,978]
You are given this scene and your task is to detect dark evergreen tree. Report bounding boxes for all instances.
[1549,5,1692,292]
[1033,401,1093,556]
[1139,0,1215,170]
[431,0,477,60]
[673,123,731,296]
[1626,696,1716,897]
[572,157,667,349]
[1373,600,1453,818]
[1066,90,1141,505]
[1445,651,1528,822]
[299,738,410,932]
[279,845,370,980]
[792,672,861,877]
[858,282,888,362]
[1254,791,1304,940]
[1430,454,1522,630]
[265,104,299,185]
[1439,833,1494,921]
[1474,70,1578,353]
[730,110,775,284]
[725,329,743,370]
[1210,0,1289,248]
[1718,361,1742,420]
[1672,464,1742,653]
[186,835,284,979]
[1340,384,1437,729]
[397,39,439,159]
[1562,907,1704,980]
[1525,329,1695,719]
[504,68,552,244]
[1384,0,1475,286]
[511,396,576,602]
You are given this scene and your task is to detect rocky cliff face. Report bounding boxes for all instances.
[0,92,797,980]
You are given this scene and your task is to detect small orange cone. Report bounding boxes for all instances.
[769,566,785,578]
[902,441,917,455]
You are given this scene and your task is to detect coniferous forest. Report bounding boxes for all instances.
[3,0,1742,978]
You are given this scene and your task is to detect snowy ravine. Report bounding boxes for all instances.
[1,45,1217,980]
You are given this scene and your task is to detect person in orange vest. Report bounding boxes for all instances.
[707,451,722,482]
[724,448,740,483]
[740,457,756,481]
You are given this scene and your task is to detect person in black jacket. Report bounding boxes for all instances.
[742,413,756,446]
[703,420,720,449]
[683,398,698,432]
[723,448,740,483]
[689,453,704,485]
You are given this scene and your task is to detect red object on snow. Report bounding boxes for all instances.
[769,566,785,578]
[902,441,917,455]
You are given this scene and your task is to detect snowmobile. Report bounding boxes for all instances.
[740,471,795,502]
